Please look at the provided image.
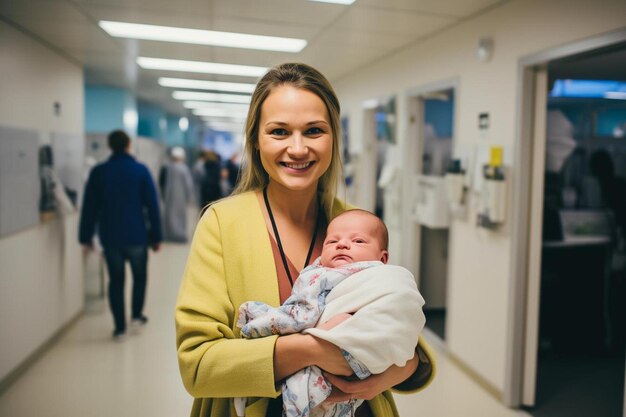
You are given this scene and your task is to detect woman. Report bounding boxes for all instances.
[175,63,434,417]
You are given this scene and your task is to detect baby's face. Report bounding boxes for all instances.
[320,212,388,268]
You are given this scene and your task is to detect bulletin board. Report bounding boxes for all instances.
[0,125,40,237]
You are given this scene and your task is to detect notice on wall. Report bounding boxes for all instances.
[0,125,40,237]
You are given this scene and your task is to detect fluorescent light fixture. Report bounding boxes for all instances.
[193,108,248,118]
[183,101,250,112]
[550,79,626,99]
[173,91,251,104]
[605,91,626,100]
[137,57,268,77]
[306,0,355,4]
[179,117,189,132]
[362,99,379,109]
[203,120,245,131]
[159,77,256,93]
[100,21,307,53]
[201,116,247,123]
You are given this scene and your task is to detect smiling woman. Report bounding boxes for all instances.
[175,63,435,417]
[258,86,333,194]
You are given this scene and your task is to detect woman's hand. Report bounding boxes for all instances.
[310,313,354,376]
[273,331,352,381]
[274,313,355,382]
[310,336,353,376]
[323,353,420,403]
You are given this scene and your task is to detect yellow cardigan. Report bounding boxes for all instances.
[175,191,435,417]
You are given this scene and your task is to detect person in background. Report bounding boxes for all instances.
[589,149,626,351]
[200,150,223,209]
[221,152,241,196]
[192,150,207,209]
[589,149,626,243]
[175,63,434,417]
[160,146,194,242]
[79,130,162,341]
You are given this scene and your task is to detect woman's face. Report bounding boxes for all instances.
[257,85,333,193]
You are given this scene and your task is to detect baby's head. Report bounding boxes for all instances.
[320,209,389,268]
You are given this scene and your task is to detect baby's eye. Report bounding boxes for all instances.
[354,239,365,243]
[325,240,337,245]
[270,128,288,136]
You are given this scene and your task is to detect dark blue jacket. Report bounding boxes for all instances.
[79,153,162,248]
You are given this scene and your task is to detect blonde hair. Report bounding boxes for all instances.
[232,62,343,219]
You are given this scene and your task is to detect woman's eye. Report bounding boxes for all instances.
[306,127,325,136]
[270,128,288,136]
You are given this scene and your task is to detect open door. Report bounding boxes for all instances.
[522,65,548,406]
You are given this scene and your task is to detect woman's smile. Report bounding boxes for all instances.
[280,161,316,172]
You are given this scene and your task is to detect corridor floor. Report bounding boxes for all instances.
[0,243,531,417]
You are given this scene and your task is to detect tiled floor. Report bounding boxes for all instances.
[0,242,531,417]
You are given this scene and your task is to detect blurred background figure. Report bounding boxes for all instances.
[221,152,241,196]
[192,150,207,209]
[199,150,223,209]
[160,146,194,243]
[79,130,162,340]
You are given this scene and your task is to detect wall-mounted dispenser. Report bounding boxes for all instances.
[444,159,468,218]
[413,175,450,229]
[477,146,507,229]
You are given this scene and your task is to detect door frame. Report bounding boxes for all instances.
[503,26,626,407]
[402,78,458,316]
[358,95,396,213]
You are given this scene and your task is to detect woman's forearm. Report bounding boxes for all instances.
[274,333,316,381]
[273,333,354,382]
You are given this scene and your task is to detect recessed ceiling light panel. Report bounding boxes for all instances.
[306,0,355,4]
[173,91,251,104]
[100,21,307,52]
[159,77,256,93]
[137,57,268,77]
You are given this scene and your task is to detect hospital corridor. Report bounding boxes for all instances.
[1,0,626,416]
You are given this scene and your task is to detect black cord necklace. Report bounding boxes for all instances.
[263,186,319,287]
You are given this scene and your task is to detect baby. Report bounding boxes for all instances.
[237,210,425,417]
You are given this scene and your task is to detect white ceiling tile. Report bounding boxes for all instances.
[211,0,347,26]
[336,7,456,36]
[210,18,321,40]
[356,0,504,17]
[310,29,409,53]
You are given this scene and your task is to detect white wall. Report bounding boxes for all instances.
[334,0,626,392]
[0,21,84,382]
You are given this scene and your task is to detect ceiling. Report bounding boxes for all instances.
[0,0,505,118]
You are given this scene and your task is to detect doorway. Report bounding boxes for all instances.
[405,84,456,342]
[359,97,397,218]
[509,35,626,416]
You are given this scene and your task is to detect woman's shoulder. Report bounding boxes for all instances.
[201,191,260,225]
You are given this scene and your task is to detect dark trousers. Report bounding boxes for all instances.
[103,246,148,332]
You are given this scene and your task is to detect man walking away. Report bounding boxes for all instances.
[79,130,162,341]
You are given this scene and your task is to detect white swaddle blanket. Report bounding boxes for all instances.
[304,264,425,374]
